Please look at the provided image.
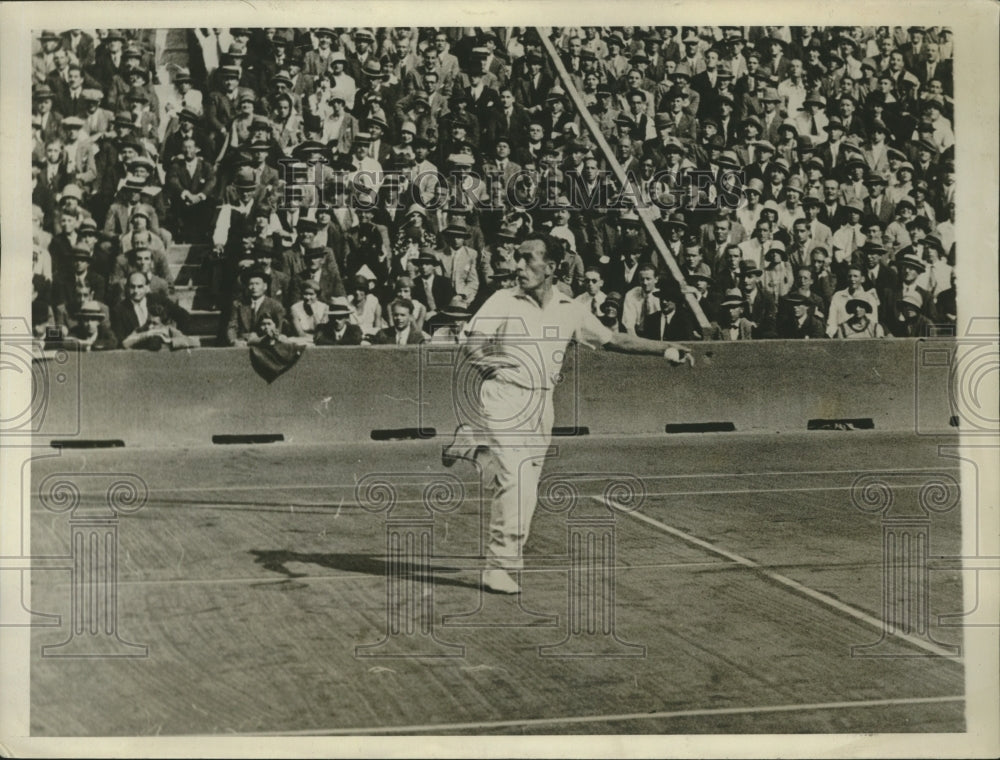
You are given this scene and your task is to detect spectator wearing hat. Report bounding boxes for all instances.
[411,249,456,318]
[224,265,286,346]
[371,297,426,345]
[756,87,786,145]
[302,28,340,79]
[118,210,170,273]
[738,259,777,338]
[52,244,107,308]
[706,289,755,340]
[777,291,826,338]
[640,278,698,341]
[908,180,938,225]
[597,290,626,333]
[160,67,203,138]
[288,243,346,306]
[858,240,898,314]
[825,263,881,338]
[60,118,97,190]
[886,158,915,205]
[426,296,473,344]
[760,239,794,300]
[809,246,838,312]
[892,246,938,316]
[780,264,827,320]
[860,118,892,178]
[437,217,480,304]
[104,177,160,240]
[87,29,127,90]
[830,199,866,274]
[834,296,886,339]
[79,87,113,140]
[314,301,364,346]
[736,178,765,236]
[862,172,896,226]
[56,300,118,351]
[286,278,330,343]
[891,292,935,338]
[51,275,110,336]
[204,64,243,153]
[882,196,917,252]
[794,90,828,142]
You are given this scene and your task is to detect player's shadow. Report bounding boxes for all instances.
[249,549,479,590]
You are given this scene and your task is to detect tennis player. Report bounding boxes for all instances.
[443,232,694,594]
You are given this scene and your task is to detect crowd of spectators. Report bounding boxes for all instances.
[30,25,958,351]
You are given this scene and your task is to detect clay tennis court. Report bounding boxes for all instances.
[29,426,964,736]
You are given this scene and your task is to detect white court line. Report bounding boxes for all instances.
[224,695,963,736]
[39,465,960,497]
[40,560,733,589]
[598,497,962,660]
[130,481,960,510]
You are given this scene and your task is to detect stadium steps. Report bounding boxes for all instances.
[167,244,221,340]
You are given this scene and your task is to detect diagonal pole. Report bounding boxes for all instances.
[535,27,711,330]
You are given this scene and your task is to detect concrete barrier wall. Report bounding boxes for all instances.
[32,339,955,448]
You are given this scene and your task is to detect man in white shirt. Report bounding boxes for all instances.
[621,264,660,336]
[442,232,693,594]
[826,264,880,337]
[574,266,607,315]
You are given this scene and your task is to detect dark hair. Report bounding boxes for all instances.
[389,297,414,314]
[520,231,564,265]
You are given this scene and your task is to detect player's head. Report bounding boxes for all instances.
[514,232,563,292]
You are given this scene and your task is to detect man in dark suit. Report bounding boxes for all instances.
[111,270,180,349]
[165,134,217,243]
[411,252,455,317]
[817,177,848,230]
[38,138,72,199]
[484,88,531,151]
[204,65,241,154]
[288,246,346,307]
[777,292,826,338]
[225,266,286,346]
[739,261,778,339]
[59,28,95,65]
[640,280,698,341]
[862,173,896,227]
[52,246,106,307]
[511,52,554,113]
[314,302,364,346]
[860,241,898,321]
[371,298,426,345]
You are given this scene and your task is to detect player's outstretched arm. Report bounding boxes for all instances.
[603,331,695,366]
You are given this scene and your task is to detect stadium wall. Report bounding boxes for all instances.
[32,339,956,448]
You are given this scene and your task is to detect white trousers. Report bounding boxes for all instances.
[458,379,554,571]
